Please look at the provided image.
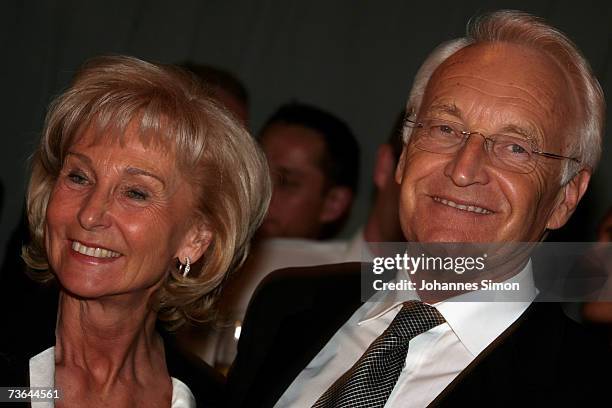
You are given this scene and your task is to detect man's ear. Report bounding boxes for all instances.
[395,146,408,185]
[546,169,591,230]
[320,186,353,224]
[374,144,397,190]
[177,222,213,264]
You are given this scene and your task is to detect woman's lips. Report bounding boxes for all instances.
[432,196,494,215]
[71,240,121,258]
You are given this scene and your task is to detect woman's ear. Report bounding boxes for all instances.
[177,222,213,264]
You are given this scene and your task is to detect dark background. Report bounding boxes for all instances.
[1,0,611,265]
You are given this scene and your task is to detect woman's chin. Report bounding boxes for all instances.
[59,279,112,300]
[54,267,117,300]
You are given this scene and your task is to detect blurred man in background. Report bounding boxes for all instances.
[183,62,250,126]
[258,102,359,240]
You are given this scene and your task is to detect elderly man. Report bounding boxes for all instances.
[227,10,611,407]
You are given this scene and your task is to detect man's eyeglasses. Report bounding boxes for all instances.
[404,118,581,174]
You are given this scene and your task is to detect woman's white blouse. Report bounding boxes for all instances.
[29,347,195,408]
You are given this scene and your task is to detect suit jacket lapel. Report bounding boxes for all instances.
[428,301,536,406]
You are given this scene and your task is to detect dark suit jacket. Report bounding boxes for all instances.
[226,262,612,408]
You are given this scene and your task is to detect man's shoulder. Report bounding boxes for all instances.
[434,302,612,406]
[507,302,610,352]
[251,261,362,304]
[483,301,612,376]
[227,262,364,408]
[256,238,350,270]
[509,302,612,373]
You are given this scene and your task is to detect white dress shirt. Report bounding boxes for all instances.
[29,347,195,408]
[342,229,374,262]
[275,261,537,408]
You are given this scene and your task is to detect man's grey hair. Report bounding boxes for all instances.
[403,10,604,184]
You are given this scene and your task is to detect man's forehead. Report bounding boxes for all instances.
[419,42,575,142]
[431,42,567,90]
[426,102,540,140]
[262,123,326,151]
[262,124,328,172]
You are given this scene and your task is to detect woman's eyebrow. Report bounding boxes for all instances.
[65,151,92,165]
[66,151,166,186]
[125,167,166,186]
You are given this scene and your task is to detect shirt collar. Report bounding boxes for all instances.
[29,346,55,388]
[358,267,419,324]
[358,260,537,357]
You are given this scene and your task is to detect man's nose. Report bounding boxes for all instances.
[443,134,490,186]
[77,188,112,230]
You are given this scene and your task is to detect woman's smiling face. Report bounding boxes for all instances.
[45,122,205,300]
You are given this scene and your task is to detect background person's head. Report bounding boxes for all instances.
[395,10,603,244]
[23,56,270,329]
[258,102,359,240]
[597,207,612,243]
[363,111,405,243]
[182,62,250,126]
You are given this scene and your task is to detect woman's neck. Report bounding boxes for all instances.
[54,291,166,385]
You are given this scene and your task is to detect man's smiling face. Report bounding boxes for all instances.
[395,42,581,243]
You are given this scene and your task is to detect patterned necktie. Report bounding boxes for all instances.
[312,301,445,408]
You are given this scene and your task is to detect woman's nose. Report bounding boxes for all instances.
[77,188,112,230]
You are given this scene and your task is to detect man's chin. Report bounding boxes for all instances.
[414,232,503,244]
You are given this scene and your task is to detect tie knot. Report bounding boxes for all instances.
[387,301,446,340]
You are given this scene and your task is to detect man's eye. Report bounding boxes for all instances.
[495,138,532,160]
[67,172,88,185]
[430,124,457,138]
[429,124,458,140]
[279,178,299,189]
[509,144,528,154]
[439,125,455,134]
[125,188,148,201]
[274,173,299,189]
[500,139,531,155]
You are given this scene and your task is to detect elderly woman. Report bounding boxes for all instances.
[21,55,270,407]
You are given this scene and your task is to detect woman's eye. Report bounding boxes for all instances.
[67,172,88,185]
[125,188,149,201]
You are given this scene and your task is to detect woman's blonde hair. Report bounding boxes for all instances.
[23,55,271,329]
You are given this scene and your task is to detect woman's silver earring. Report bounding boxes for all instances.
[180,256,191,277]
